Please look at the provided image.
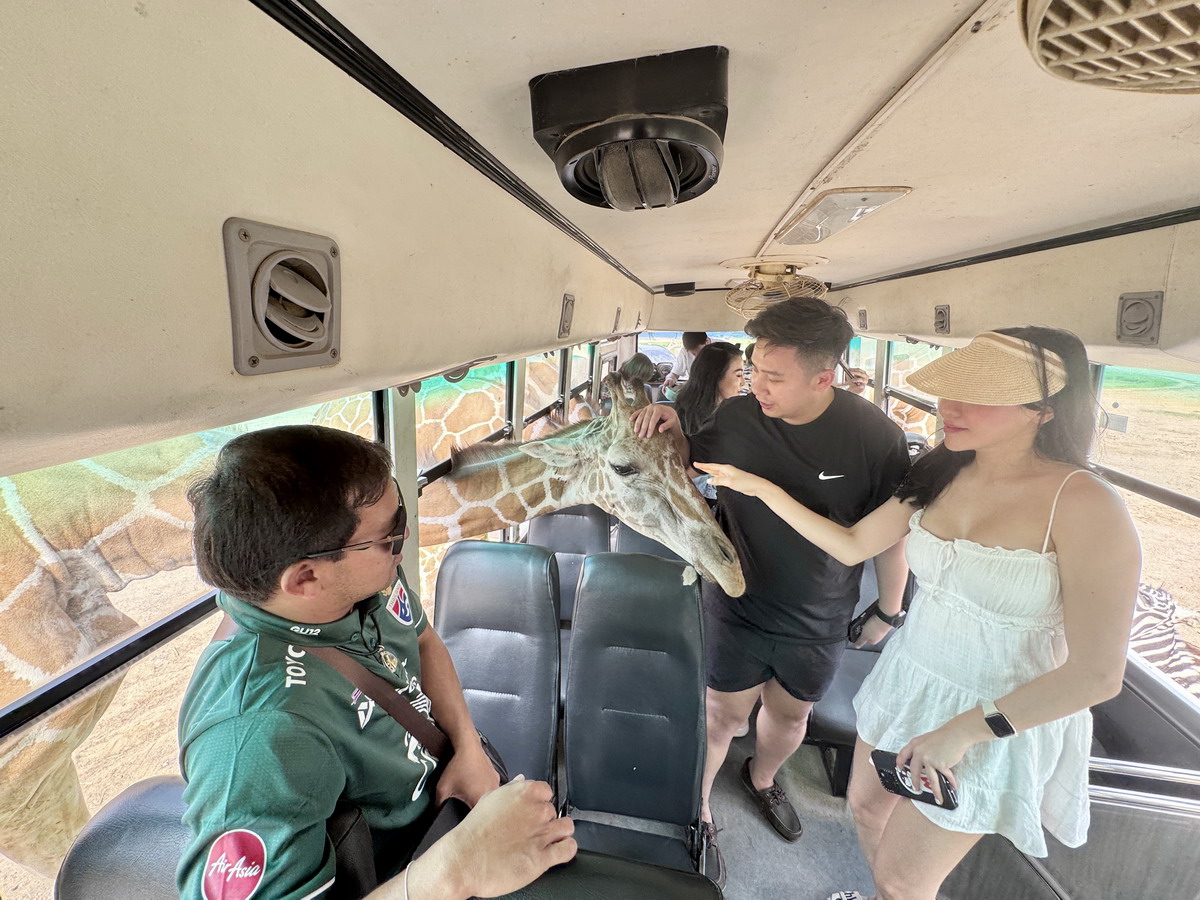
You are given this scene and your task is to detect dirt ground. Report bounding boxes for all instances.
[2,383,1198,898]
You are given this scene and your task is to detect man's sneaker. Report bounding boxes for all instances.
[740,756,803,842]
[827,892,867,900]
[697,821,726,890]
[733,720,751,738]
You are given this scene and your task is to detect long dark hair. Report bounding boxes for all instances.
[675,342,743,437]
[896,326,1097,508]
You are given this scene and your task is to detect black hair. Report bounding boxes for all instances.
[745,298,853,373]
[188,425,393,606]
[619,352,658,384]
[675,342,744,437]
[895,326,1097,508]
[682,332,709,352]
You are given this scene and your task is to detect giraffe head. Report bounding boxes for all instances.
[518,373,745,596]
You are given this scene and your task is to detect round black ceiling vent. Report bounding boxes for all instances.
[556,116,722,210]
[530,46,729,212]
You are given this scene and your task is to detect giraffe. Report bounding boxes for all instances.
[422,373,747,598]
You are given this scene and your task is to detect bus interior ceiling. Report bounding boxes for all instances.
[4,0,1200,477]
[4,2,1200,897]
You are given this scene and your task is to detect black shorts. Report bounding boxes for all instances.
[704,588,846,702]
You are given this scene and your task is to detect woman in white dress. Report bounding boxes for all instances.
[696,327,1141,900]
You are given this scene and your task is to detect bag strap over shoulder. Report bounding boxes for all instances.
[306,646,451,760]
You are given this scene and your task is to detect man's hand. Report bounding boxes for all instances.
[835,367,870,394]
[631,403,680,439]
[853,615,893,649]
[435,740,501,807]
[409,777,577,900]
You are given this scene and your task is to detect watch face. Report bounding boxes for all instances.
[985,712,1016,738]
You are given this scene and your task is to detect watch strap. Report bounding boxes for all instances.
[873,606,905,628]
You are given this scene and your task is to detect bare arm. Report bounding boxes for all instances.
[366,778,577,900]
[897,476,1141,804]
[695,462,915,565]
[418,626,500,806]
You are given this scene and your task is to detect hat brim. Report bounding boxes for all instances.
[907,339,1067,406]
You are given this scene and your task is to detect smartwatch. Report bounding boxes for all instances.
[873,606,906,628]
[982,699,1016,738]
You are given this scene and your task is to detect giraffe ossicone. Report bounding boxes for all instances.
[435,373,746,597]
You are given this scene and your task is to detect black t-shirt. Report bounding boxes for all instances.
[690,390,910,643]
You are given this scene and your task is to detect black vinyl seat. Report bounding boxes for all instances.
[806,558,915,796]
[613,520,685,562]
[434,540,561,785]
[526,504,612,702]
[562,552,712,878]
[55,776,376,899]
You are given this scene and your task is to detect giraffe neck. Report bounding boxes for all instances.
[421,447,587,544]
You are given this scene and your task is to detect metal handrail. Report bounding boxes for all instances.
[0,592,220,742]
[1089,758,1200,786]
[1088,784,1200,816]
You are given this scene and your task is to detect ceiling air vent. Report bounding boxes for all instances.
[530,46,728,211]
[1022,0,1200,94]
[223,218,341,375]
[1116,291,1164,344]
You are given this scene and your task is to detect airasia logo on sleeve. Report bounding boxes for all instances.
[202,829,266,900]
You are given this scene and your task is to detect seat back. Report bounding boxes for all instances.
[526,504,610,624]
[55,777,376,900]
[434,540,561,784]
[613,520,685,562]
[564,553,705,826]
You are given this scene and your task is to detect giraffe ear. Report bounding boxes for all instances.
[520,437,584,468]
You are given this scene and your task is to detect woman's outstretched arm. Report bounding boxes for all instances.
[896,474,1141,805]
[694,462,915,565]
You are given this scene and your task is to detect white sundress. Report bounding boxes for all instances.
[853,470,1097,857]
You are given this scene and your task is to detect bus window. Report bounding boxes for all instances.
[523,351,560,439]
[0,392,374,899]
[415,363,509,605]
[1094,364,1200,702]
[889,342,951,437]
[846,335,880,405]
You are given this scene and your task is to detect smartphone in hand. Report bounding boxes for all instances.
[870,749,959,810]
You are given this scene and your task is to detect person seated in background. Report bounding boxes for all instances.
[675,342,745,438]
[177,425,575,900]
[663,331,711,392]
[619,352,660,385]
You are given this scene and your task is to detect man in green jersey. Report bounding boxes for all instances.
[177,425,575,900]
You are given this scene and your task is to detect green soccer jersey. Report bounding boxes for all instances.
[177,570,437,900]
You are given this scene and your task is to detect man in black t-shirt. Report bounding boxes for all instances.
[634,300,910,882]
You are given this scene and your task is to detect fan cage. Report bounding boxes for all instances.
[724,274,828,318]
[1023,0,1200,94]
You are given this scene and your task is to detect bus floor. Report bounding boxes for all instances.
[711,734,875,899]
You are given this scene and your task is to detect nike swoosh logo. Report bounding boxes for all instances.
[818,472,845,480]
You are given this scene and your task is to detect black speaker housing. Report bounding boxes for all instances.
[530,46,729,210]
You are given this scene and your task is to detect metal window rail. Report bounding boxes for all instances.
[0,592,219,742]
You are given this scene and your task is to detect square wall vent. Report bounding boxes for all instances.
[934,304,951,335]
[1116,292,1163,346]
[223,218,341,376]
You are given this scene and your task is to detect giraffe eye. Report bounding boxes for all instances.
[610,463,638,477]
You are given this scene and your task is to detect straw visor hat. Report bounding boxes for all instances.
[907,331,1068,406]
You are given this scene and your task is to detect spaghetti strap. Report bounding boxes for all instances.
[1041,468,1096,553]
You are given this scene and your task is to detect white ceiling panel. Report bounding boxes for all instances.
[319,1,1200,288]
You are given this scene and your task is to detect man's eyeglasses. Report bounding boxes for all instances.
[303,480,407,560]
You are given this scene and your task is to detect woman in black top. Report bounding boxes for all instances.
[675,342,745,437]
